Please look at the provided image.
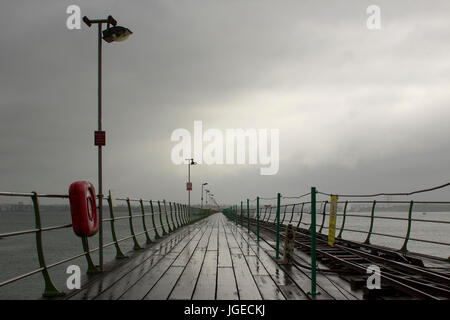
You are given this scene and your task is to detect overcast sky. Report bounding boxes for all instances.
[1,0,450,204]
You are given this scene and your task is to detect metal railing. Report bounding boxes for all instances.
[223,197,450,259]
[0,190,213,297]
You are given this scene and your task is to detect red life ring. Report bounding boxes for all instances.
[69,181,99,237]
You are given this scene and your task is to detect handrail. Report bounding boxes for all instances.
[0,190,214,297]
[224,196,450,259]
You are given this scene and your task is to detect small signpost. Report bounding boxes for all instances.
[94,131,106,146]
[186,182,192,191]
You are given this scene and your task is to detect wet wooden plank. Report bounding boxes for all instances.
[144,266,185,300]
[168,226,213,300]
[250,223,360,300]
[207,224,218,251]
[232,224,309,300]
[192,250,218,300]
[229,249,262,300]
[216,267,239,300]
[218,226,233,267]
[113,225,206,300]
[119,253,179,300]
[253,275,286,300]
[73,227,194,300]
[245,255,269,275]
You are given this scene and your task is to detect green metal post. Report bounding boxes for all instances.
[247,198,250,233]
[140,199,152,244]
[257,196,260,243]
[276,193,281,259]
[126,198,142,250]
[296,203,305,229]
[163,200,173,233]
[400,201,414,252]
[150,200,161,239]
[240,201,243,226]
[107,191,127,258]
[168,201,176,230]
[31,192,65,297]
[318,201,328,233]
[158,200,167,235]
[81,237,101,274]
[337,201,348,239]
[309,187,318,296]
[364,200,377,244]
[173,202,180,229]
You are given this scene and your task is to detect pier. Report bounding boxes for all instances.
[0,188,449,300]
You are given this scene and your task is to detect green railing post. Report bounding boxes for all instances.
[275,193,281,259]
[81,237,101,274]
[257,196,260,243]
[140,199,152,244]
[126,198,142,250]
[281,205,287,224]
[31,192,65,297]
[289,204,296,224]
[240,201,243,226]
[337,201,348,239]
[107,191,127,259]
[318,201,328,233]
[173,202,180,229]
[168,201,176,230]
[158,200,168,235]
[308,187,319,296]
[262,206,267,221]
[181,203,186,225]
[150,200,161,239]
[247,198,250,233]
[163,200,173,233]
[400,201,414,252]
[296,203,305,229]
[364,200,377,244]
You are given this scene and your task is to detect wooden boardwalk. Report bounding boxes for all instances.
[67,213,362,300]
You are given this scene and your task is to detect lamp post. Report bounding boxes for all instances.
[186,158,197,220]
[83,15,132,272]
[205,189,210,207]
[201,182,208,209]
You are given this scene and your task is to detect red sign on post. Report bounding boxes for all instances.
[186,182,192,191]
[94,131,106,146]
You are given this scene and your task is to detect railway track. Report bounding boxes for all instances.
[246,218,450,300]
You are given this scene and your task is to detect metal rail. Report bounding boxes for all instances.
[0,190,214,297]
[251,219,450,299]
[225,199,450,258]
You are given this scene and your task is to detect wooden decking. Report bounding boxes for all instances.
[67,213,362,300]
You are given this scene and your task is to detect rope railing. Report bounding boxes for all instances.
[0,190,215,298]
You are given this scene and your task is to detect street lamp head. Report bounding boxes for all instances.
[102,26,133,43]
[203,182,208,186]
